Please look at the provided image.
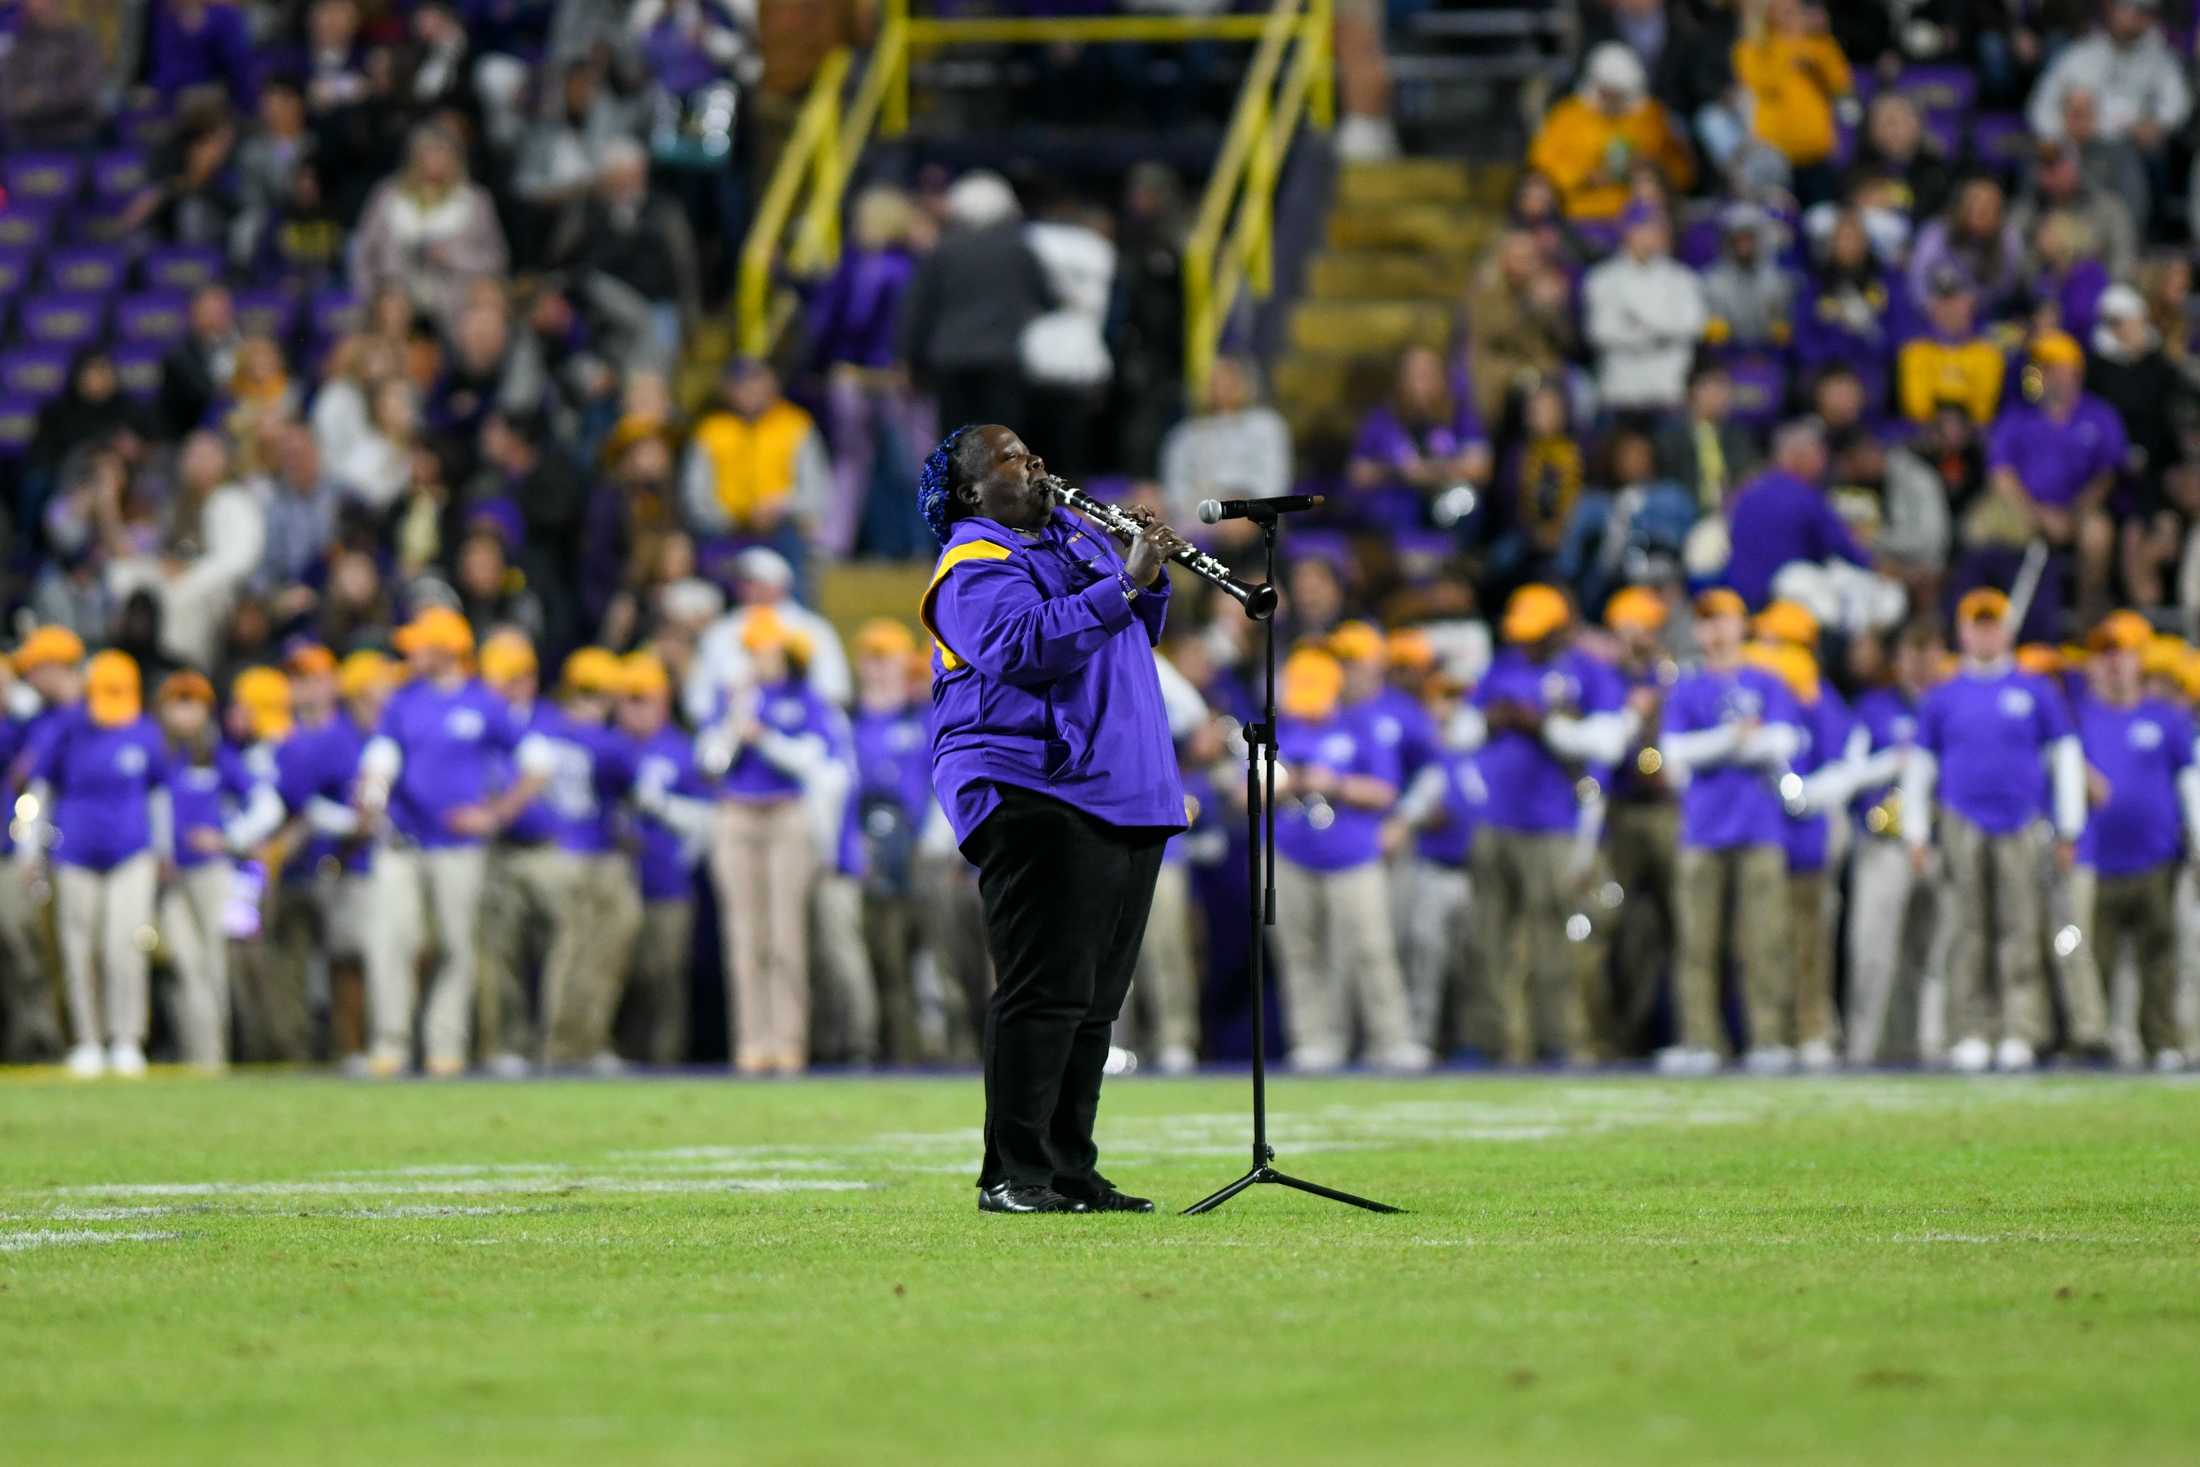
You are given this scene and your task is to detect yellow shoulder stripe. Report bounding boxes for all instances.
[918,539,1015,672]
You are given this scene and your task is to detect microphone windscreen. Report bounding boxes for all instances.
[1197,499,1225,525]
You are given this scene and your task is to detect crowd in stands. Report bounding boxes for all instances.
[2,1,2200,1079]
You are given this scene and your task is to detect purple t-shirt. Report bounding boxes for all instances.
[1350,685,1440,786]
[1987,395,2127,509]
[27,710,173,872]
[534,709,637,856]
[1415,748,1487,869]
[1723,469,1867,608]
[1275,709,1396,872]
[1917,666,2072,835]
[1785,687,1850,874]
[275,712,370,878]
[629,724,715,903]
[1349,400,1489,532]
[1663,665,1801,850]
[925,513,1186,847]
[1849,685,1923,825]
[1472,647,1623,834]
[722,679,838,803]
[375,678,531,849]
[169,741,254,871]
[2075,694,2193,875]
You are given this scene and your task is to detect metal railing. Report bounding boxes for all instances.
[735,0,1334,383]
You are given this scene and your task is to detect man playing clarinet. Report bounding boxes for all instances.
[917,424,1191,1214]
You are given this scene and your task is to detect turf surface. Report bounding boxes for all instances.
[3,1071,2197,1464]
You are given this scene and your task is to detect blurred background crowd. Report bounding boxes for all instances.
[4,0,2200,1079]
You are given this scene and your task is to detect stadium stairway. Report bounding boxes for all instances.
[1271,156,1514,468]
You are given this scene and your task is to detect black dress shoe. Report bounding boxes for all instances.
[978,1184,1090,1214]
[1057,1181,1156,1213]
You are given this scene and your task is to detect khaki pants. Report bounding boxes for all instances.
[1272,857,1412,1062]
[2074,865,2180,1059]
[809,872,878,1064]
[1393,857,1469,1052]
[913,851,993,1063]
[2178,867,2200,1056]
[2046,850,2108,1051]
[476,844,578,1059]
[1787,866,1839,1049]
[1120,859,1201,1058]
[1470,828,1584,1063]
[259,867,366,1060]
[1941,814,2050,1048]
[1605,802,1678,1057]
[1673,842,1788,1055]
[862,890,920,1065]
[1845,836,1938,1064]
[618,897,695,1065]
[540,852,642,1065]
[0,861,61,1061]
[158,861,232,1067]
[366,844,488,1070]
[55,853,157,1050]
[710,799,815,1069]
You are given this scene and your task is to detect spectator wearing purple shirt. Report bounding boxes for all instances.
[1723,419,1870,609]
[150,0,258,109]
[1656,589,1805,1075]
[1345,346,1492,533]
[356,608,552,1078]
[2068,611,2200,1069]
[1462,584,1640,1065]
[1985,331,2127,631]
[1900,588,2086,1073]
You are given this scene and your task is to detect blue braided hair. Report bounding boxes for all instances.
[917,424,981,546]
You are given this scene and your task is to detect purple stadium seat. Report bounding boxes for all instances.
[140,244,223,294]
[0,246,33,295]
[1922,110,1963,161]
[1724,355,1788,431]
[310,287,361,342]
[89,148,151,203]
[0,346,73,401]
[43,244,130,296]
[2,153,84,206]
[1895,64,1978,125]
[17,292,109,349]
[114,290,192,346]
[0,202,56,252]
[1969,113,2031,174]
[115,101,170,149]
[110,343,166,400]
[233,287,299,343]
[0,395,40,460]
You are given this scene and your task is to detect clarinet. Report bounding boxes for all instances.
[1042,476,1278,621]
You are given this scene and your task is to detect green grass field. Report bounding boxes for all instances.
[4,1071,2198,1465]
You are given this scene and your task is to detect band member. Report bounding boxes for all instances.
[847,619,934,1065]
[1388,729,1487,1057]
[22,652,171,1079]
[1657,589,1804,1074]
[1599,586,1680,1057]
[2070,612,2200,1070]
[222,666,308,1062]
[0,631,77,1062]
[474,630,562,1070]
[1901,588,2086,1073]
[617,651,713,1065]
[809,708,881,1068]
[356,607,552,1077]
[917,424,1185,1214]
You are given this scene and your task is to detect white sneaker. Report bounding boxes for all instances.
[1289,1046,1345,1074]
[1156,1045,1199,1076]
[106,1044,147,1078]
[2151,1049,2186,1073]
[1102,1046,1138,1077]
[63,1043,104,1079]
[1993,1038,2037,1072]
[1743,1045,1797,1075]
[1948,1037,1993,1073]
[1654,1045,1721,1076]
[1374,1041,1434,1073]
[1796,1038,1839,1073]
[484,1051,532,1080]
[585,1051,628,1078]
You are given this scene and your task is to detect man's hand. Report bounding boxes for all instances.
[1123,518,1188,588]
[444,804,502,838]
[1909,843,1932,877]
[2055,838,2076,875]
[185,827,227,856]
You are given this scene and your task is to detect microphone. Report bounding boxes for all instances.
[1197,494,1325,524]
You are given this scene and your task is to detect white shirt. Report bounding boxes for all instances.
[1583,250,1707,411]
[684,600,853,726]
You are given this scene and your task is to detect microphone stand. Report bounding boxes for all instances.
[1182,502,1402,1217]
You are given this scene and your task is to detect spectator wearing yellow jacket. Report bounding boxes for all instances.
[1732,0,1853,202]
[1527,44,1696,223]
[681,359,831,591]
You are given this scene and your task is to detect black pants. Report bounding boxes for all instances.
[963,784,1168,1192]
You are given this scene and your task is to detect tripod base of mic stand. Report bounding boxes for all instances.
[1181,1154,1404,1216]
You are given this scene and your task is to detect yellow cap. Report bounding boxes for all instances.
[85,651,141,728]
[2142,633,2189,680]
[2179,648,2200,702]
[478,631,538,689]
[1753,599,1820,649]
[1692,587,1747,621]
[1327,620,1385,663]
[741,606,813,663]
[1957,587,2011,623]
[232,666,293,741]
[561,646,624,695]
[13,625,85,674]
[1500,585,1571,645]
[2088,610,2153,654]
[2031,330,2083,368]
[394,606,475,657]
[337,650,393,699]
[2015,644,2066,677]
[1386,628,1436,670]
[284,642,337,677]
[852,618,918,660]
[1603,586,1668,634]
[155,670,215,706]
[620,651,671,699]
[1743,640,1820,704]
[1280,647,1345,720]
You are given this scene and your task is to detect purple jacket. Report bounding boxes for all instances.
[923,511,1185,847]
[149,1,257,105]
[808,248,918,370]
[1724,469,1867,608]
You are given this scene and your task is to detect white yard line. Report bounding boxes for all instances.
[0,1229,179,1252]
